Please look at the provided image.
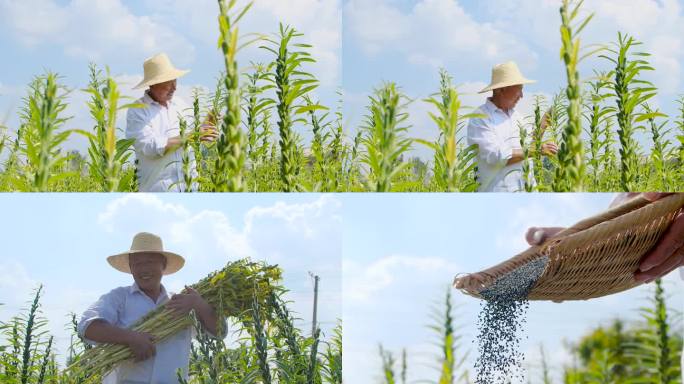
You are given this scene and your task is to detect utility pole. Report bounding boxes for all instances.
[309,272,320,336]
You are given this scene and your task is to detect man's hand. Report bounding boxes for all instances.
[167,286,202,317]
[525,193,684,283]
[526,226,565,246]
[125,331,156,362]
[522,142,558,159]
[635,193,683,283]
[199,124,219,143]
[167,286,221,336]
[540,142,558,156]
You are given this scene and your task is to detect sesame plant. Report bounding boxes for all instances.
[552,0,595,192]
[418,69,480,192]
[83,64,139,192]
[359,82,413,192]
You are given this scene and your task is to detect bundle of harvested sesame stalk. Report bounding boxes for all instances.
[66,258,282,380]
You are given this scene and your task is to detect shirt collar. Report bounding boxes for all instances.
[485,97,514,117]
[142,90,157,106]
[130,282,168,302]
[143,90,173,108]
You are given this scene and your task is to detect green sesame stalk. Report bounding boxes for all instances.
[211,0,251,192]
[553,0,593,192]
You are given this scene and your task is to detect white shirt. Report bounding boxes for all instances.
[467,99,534,192]
[126,92,198,192]
[77,283,192,384]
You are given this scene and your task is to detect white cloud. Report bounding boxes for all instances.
[97,194,190,232]
[585,0,683,96]
[242,0,342,88]
[243,196,342,283]
[170,209,254,262]
[96,194,252,266]
[484,0,684,97]
[139,0,341,88]
[96,193,341,274]
[0,0,196,65]
[344,254,460,302]
[244,194,342,239]
[495,194,612,255]
[345,0,538,71]
[0,260,38,307]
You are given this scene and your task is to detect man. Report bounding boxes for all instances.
[77,232,223,383]
[467,61,558,192]
[126,53,218,192]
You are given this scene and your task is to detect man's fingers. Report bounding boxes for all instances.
[639,213,684,272]
[526,227,566,245]
[635,248,684,282]
[166,300,190,317]
[642,192,671,202]
[136,346,156,362]
[453,273,486,292]
[525,227,540,245]
[185,286,199,294]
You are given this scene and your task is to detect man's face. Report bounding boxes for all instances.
[496,85,524,110]
[148,79,177,105]
[129,252,166,291]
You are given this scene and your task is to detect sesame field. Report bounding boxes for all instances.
[0,0,682,192]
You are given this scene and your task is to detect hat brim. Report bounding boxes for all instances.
[479,78,536,94]
[133,69,190,90]
[107,251,185,275]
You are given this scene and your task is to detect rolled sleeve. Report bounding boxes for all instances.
[77,288,123,345]
[126,109,168,158]
[467,117,512,167]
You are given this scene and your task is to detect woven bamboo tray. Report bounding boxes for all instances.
[453,194,684,301]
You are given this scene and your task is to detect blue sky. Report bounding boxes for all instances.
[343,0,684,159]
[0,0,340,154]
[342,193,684,384]
[0,193,342,366]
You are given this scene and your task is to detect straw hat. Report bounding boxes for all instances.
[133,53,189,90]
[479,61,536,94]
[107,232,185,275]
